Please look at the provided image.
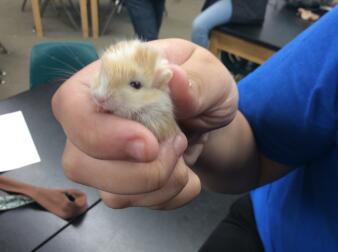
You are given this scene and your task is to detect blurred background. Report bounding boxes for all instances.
[0,0,203,100]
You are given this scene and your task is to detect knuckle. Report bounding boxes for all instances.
[101,193,130,209]
[62,153,80,183]
[145,162,167,192]
[173,165,189,189]
[191,173,202,197]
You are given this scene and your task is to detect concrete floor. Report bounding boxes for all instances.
[0,0,203,100]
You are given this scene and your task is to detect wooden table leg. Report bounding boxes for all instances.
[31,0,43,38]
[80,0,89,38]
[90,0,99,39]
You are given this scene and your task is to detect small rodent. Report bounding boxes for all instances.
[90,40,180,141]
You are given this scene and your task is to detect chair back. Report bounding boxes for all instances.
[30,41,98,89]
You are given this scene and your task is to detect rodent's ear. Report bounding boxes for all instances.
[153,67,173,89]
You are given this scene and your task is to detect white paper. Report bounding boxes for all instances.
[0,111,40,172]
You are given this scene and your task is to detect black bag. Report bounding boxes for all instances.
[285,0,333,8]
[221,53,259,81]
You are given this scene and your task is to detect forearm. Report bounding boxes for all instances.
[195,110,293,194]
[195,111,260,194]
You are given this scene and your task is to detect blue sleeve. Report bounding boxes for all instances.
[238,7,338,166]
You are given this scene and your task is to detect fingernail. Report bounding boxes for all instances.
[174,133,187,156]
[168,69,174,82]
[188,80,193,87]
[126,140,145,160]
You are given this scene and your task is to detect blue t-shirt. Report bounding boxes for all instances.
[238,7,338,252]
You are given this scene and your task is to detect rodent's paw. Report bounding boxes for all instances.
[154,66,173,89]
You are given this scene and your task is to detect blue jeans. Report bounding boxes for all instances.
[192,0,233,48]
[124,0,166,41]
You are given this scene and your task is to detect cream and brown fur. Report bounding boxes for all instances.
[90,40,180,141]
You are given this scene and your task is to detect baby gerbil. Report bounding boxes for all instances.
[90,40,180,141]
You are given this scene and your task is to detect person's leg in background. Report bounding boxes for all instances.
[199,195,265,252]
[124,0,160,41]
[151,0,166,35]
[192,0,233,48]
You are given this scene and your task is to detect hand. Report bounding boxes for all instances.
[155,40,237,165]
[52,39,237,209]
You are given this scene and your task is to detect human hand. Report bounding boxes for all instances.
[155,40,237,165]
[52,39,237,209]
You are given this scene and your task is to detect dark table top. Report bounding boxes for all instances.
[215,2,311,50]
[0,84,100,252]
[40,191,237,252]
[0,84,239,252]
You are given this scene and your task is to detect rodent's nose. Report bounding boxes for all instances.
[93,94,107,105]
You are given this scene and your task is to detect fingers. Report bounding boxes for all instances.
[100,168,201,210]
[99,157,188,208]
[152,169,201,210]
[183,133,209,166]
[146,38,197,65]
[167,65,198,118]
[52,61,159,162]
[62,134,187,195]
[167,45,238,130]
[148,38,237,122]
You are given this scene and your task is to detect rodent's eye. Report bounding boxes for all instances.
[129,81,142,90]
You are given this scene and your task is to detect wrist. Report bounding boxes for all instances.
[194,112,260,193]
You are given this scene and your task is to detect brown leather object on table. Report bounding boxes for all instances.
[0,176,88,220]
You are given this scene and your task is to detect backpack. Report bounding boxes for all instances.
[285,0,333,8]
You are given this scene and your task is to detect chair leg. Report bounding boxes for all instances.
[50,0,62,17]
[41,0,51,17]
[59,0,80,30]
[68,0,80,16]
[0,42,8,54]
[116,0,124,13]
[101,0,125,35]
[21,0,28,12]
[0,70,6,85]
[164,6,168,17]
[90,0,99,38]
[0,43,6,85]
[32,0,44,37]
[80,0,89,38]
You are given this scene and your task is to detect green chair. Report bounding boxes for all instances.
[29,41,98,89]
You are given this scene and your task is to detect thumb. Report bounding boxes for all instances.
[168,57,238,130]
[168,64,199,119]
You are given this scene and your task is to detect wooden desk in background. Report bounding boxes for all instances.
[31,0,89,38]
[209,3,310,64]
